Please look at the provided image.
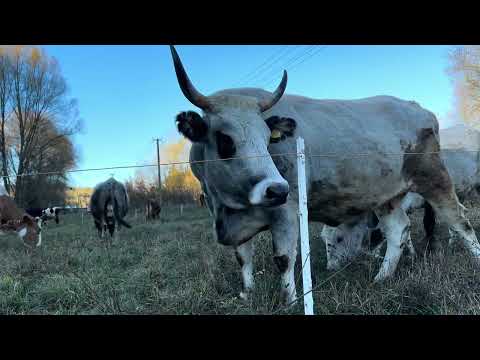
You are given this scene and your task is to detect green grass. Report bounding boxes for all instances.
[1,204,480,314]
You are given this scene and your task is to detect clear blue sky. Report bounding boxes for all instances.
[42,45,455,188]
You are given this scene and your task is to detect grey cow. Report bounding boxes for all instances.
[170,45,480,305]
[90,177,132,237]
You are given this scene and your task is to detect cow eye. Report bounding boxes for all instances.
[216,132,236,159]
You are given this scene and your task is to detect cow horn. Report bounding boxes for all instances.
[170,45,211,111]
[258,70,288,113]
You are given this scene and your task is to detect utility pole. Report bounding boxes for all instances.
[154,138,164,203]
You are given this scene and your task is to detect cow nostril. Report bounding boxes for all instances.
[266,187,277,199]
[265,184,289,200]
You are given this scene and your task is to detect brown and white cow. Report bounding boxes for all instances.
[322,125,480,271]
[0,195,42,248]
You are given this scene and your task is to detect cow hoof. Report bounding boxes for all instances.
[373,272,389,283]
[239,291,249,301]
[281,290,297,307]
[448,237,457,247]
[326,263,341,271]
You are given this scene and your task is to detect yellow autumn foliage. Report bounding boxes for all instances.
[162,138,190,164]
[30,47,41,64]
[66,187,93,208]
[163,165,201,194]
[0,45,46,65]
[159,138,201,194]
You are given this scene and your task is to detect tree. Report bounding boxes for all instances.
[0,45,81,207]
[19,117,77,207]
[447,46,480,128]
[0,48,13,194]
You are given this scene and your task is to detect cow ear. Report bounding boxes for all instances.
[265,116,297,143]
[175,111,208,142]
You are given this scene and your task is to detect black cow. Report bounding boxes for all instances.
[90,177,132,237]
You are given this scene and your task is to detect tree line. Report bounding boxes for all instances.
[125,164,202,210]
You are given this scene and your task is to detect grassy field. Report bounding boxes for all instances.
[1,204,480,315]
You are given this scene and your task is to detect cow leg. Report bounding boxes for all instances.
[426,197,480,262]
[448,228,457,246]
[370,241,385,259]
[36,230,42,247]
[406,129,480,262]
[422,201,439,252]
[321,224,338,270]
[406,231,416,258]
[94,219,103,238]
[234,240,255,300]
[271,207,298,305]
[374,206,410,282]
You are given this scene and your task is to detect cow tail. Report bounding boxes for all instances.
[113,187,132,229]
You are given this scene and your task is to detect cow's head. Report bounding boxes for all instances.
[42,207,55,217]
[171,46,295,209]
[321,214,376,270]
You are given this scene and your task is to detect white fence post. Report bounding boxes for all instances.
[296,137,314,315]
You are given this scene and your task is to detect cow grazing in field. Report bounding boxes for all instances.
[25,207,61,226]
[170,45,480,304]
[0,195,42,248]
[322,192,423,270]
[25,206,61,226]
[322,139,480,270]
[146,198,161,221]
[43,207,61,224]
[90,177,132,237]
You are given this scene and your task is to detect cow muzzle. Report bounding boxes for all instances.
[249,179,290,207]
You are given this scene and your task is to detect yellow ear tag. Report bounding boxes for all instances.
[271,129,282,139]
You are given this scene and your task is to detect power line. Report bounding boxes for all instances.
[255,45,315,87]
[260,45,328,89]
[239,45,303,87]
[2,148,479,180]
[263,45,329,88]
[233,46,290,87]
